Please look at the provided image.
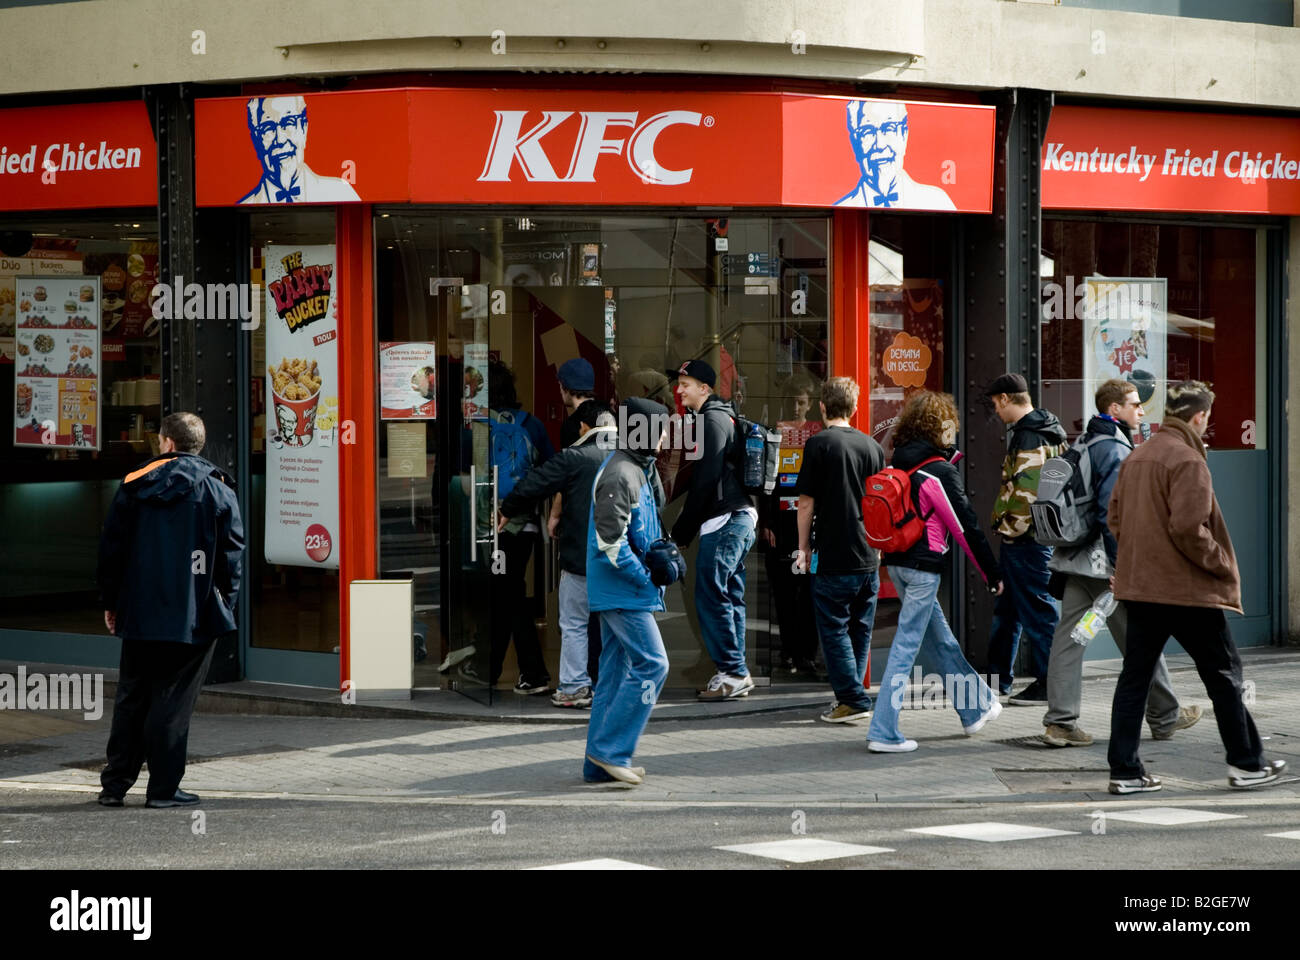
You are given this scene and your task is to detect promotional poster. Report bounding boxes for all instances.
[263,244,340,568]
[13,275,100,449]
[379,341,437,420]
[1082,276,1167,424]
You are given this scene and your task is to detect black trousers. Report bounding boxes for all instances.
[101,637,218,801]
[1108,601,1264,779]
[489,529,550,685]
[764,547,818,664]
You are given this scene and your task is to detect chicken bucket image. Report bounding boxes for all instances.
[269,359,322,447]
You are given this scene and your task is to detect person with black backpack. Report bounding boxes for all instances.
[1036,378,1201,747]
[671,358,759,701]
[864,391,1003,752]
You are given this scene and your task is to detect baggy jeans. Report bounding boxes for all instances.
[583,609,669,779]
[695,511,757,678]
[810,570,879,712]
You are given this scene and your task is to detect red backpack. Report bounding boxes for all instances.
[861,457,945,552]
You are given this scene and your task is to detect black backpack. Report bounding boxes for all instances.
[726,409,781,496]
[1030,433,1112,548]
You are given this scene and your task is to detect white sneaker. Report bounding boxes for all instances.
[964,699,1003,736]
[1228,759,1287,789]
[698,673,753,701]
[868,739,919,753]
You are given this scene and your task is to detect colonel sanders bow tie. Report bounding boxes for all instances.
[873,191,900,207]
[275,184,301,203]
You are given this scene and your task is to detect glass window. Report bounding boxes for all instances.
[245,210,339,653]
[0,217,160,637]
[1041,220,1267,451]
[375,211,830,690]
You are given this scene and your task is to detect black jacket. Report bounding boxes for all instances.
[499,425,616,575]
[670,396,754,547]
[883,439,1000,583]
[98,452,245,644]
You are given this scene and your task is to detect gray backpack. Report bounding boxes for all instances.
[1030,433,1112,548]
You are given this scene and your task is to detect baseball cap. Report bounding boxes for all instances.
[677,359,717,389]
[557,357,595,392]
[984,373,1029,397]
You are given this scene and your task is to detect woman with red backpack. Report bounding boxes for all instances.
[865,391,1005,753]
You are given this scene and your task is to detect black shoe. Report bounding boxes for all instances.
[513,678,551,696]
[1008,680,1048,705]
[145,790,200,809]
[97,791,124,807]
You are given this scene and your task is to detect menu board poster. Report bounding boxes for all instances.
[118,243,159,340]
[462,342,489,421]
[13,276,101,449]
[379,341,437,420]
[1083,276,1167,424]
[263,244,340,569]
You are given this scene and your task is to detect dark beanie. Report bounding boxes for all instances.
[677,358,716,389]
[620,396,669,455]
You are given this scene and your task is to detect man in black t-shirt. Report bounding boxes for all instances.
[794,377,885,723]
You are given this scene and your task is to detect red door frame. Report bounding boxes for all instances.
[332,205,870,692]
[336,205,377,692]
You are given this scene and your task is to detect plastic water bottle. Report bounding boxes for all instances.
[1071,590,1118,646]
[744,423,765,488]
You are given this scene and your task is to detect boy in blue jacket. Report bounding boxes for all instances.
[584,397,672,785]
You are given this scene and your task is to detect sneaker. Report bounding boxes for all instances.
[1008,680,1048,706]
[697,673,754,701]
[514,678,551,696]
[1042,723,1094,747]
[97,791,124,807]
[584,754,643,785]
[1151,705,1203,741]
[868,739,919,753]
[438,644,475,674]
[963,699,1003,736]
[1108,774,1162,795]
[551,687,593,708]
[820,703,871,724]
[1228,759,1287,790]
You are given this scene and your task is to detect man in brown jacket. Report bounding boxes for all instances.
[1105,381,1286,794]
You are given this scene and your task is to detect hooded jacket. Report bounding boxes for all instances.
[883,439,1000,584]
[670,395,754,547]
[1048,414,1133,580]
[98,452,245,644]
[499,423,616,575]
[1108,416,1242,613]
[991,407,1068,541]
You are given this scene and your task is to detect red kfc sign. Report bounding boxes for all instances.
[195,88,995,210]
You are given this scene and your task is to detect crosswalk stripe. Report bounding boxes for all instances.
[716,838,893,863]
[1101,808,1246,826]
[907,822,1078,842]
[528,858,659,870]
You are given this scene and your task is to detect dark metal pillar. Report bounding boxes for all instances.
[959,88,1053,672]
[148,83,245,682]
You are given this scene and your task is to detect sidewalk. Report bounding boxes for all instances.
[2,648,1298,806]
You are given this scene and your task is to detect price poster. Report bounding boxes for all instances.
[379,341,437,419]
[462,342,489,420]
[13,276,101,449]
[1083,276,1167,424]
[263,244,340,569]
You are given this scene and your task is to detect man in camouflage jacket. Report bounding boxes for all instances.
[983,374,1067,704]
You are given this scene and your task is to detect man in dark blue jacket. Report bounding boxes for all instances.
[499,400,616,708]
[1041,379,1200,747]
[97,412,244,808]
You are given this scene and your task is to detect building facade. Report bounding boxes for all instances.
[1,0,1295,700]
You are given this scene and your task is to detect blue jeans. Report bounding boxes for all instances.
[868,566,995,744]
[695,511,757,677]
[557,572,592,694]
[583,610,669,779]
[986,539,1059,691]
[811,570,879,712]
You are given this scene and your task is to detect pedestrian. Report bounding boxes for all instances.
[96,412,244,808]
[671,358,759,700]
[865,391,1004,752]
[760,377,823,677]
[487,360,554,695]
[583,397,673,785]
[983,373,1067,704]
[557,357,598,449]
[793,376,884,722]
[499,400,617,708]
[1041,378,1201,747]
[1106,381,1287,793]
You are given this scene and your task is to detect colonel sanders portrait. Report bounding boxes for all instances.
[239,96,361,205]
[835,100,955,211]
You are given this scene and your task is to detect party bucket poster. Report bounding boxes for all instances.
[1082,277,1167,424]
[264,244,339,568]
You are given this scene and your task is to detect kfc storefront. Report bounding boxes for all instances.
[185,83,998,697]
[0,99,164,668]
[1038,104,1291,653]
